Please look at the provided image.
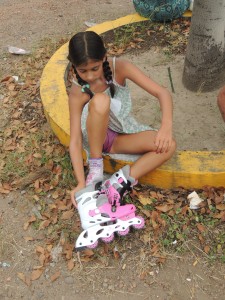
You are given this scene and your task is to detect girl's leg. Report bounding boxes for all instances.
[86,93,110,158]
[85,93,110,185]
[109,131,176,180]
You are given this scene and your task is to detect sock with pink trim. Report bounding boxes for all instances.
[86,158,103,186]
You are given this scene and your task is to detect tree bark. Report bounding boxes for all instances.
[182,0,225,92]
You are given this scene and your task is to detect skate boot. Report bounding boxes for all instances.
[75,166,145,251]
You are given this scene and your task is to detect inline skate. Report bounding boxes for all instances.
[75,165,145,251]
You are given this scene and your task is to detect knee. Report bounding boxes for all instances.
[217,86,225,121]
[163,138,176,161]
[89,93,110,116]
[169,138,177,155]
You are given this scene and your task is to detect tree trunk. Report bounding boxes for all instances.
[182,0,225,92]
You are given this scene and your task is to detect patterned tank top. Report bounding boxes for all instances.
[72,57,154,154]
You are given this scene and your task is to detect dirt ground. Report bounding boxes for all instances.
[1,1,225,300]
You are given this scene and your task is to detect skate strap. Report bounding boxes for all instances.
[95,181,103,191]
[118,180,132,204]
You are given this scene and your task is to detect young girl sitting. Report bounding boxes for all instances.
[67,31,176,207]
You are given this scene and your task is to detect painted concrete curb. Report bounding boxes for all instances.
[40,13,225,189]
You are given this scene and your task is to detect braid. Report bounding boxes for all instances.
[103,58,115,98]
[73,66,94,99]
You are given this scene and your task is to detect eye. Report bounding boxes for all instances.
[92,67,99,71]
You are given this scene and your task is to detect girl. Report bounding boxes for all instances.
[68,31,176,207]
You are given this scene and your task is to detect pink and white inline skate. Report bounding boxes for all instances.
[75,165,145,251]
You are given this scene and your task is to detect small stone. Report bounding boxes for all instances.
[119,283,124,289]
[64,277,74,285]
[103,282,108,288]
[7,289,13,298]
[36,291,44,299]
[108,285,114,290]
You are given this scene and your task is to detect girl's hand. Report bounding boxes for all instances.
[154,126,173,154]
[71,183,85,209]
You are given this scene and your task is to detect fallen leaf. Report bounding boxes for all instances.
[61,210,74,220]
[17,273,31,286]
[24,236,34,242]
[155,204,173,213]
[82,248,94,257]
[216,204,225,211]
[67,259,75,271]
[204,245,210,254]
[196,223,206,233]
[0,187,10,194]
[31,269,44,281]
[39,220,51,230]
[36,246,45,254]
[138,195,152,206]
[23,215,36,230]
[113,246,120,260]
[50,271,61,282]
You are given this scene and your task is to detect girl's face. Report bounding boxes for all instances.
[76,59,104,84]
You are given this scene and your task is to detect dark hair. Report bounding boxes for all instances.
[68,31,115,98]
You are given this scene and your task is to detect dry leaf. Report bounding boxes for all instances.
[33,153,42,158]
[216,204,225,211]
[113,246,120,260]
[50,271,61,282]
[82,248,94,257]
[204,245,210,254]
[61,210,74,220]
[39,220,51,230]
[17,273,31,286]
[0,187,10,194]
[155,204,173,213]
[67,259,75,271]
[17,272,26,283]
[31,269,44,281]
[36,246,45,254]
[196,223,206,233]
[138,195,152,206]
[23,215,36,230]
[24,236,34,242]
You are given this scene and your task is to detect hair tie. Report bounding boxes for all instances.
[106,80,113,85]
[81,84,90,92]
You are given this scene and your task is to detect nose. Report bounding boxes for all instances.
[86,72,94,82]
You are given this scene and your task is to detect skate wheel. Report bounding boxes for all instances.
[117,226,130,236]
[133,216,145,229]
[87,240,99,249]
[101,233,114,243]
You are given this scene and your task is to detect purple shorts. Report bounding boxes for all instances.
[102,128,118,153]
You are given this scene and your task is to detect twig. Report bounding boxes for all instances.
[76,252,83,269]
[168,67,175,93]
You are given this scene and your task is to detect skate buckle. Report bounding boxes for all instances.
[111,201,117,213]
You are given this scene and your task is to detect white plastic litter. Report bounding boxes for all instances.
[187,191,204,209]
[12,76,19,82]
[84,21,97,28]
[8,46,30,55]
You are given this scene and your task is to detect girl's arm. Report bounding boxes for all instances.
[116,59,174,153]
[68,85,89,192]
[217,85,225,122]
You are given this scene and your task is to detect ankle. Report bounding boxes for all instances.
[86,158,104,186]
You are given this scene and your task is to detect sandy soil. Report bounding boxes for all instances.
[1,1,225,300]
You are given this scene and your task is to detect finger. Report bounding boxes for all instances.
[71,191,77,209]
[159,142,167,153]
[165,139,173,152]
[156,140,163,153]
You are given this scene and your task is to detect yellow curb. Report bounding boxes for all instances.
[40,13,225,189]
